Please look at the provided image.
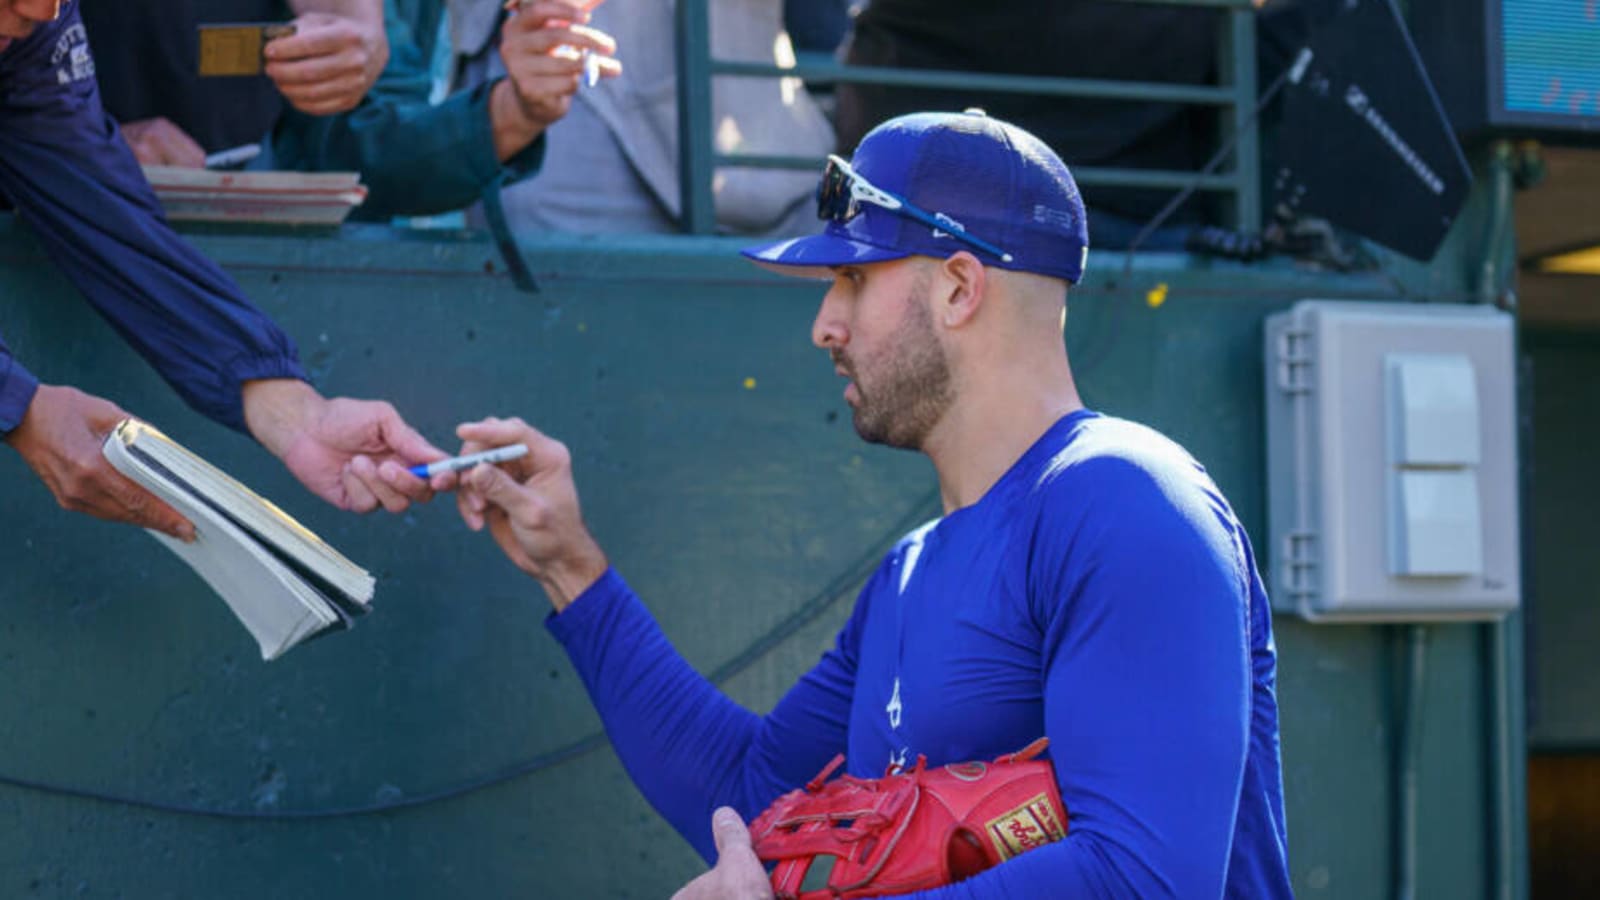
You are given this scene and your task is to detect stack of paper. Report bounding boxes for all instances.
[142,166,367,226]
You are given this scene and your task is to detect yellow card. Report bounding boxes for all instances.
[197,23,295,77]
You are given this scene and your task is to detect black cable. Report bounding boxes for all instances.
[1075,58,1299,382]
[1121,63,1295,268]
[0,489,944,821]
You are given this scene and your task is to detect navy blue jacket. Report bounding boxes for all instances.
[0,1,305,436]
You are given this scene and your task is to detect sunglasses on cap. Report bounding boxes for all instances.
[816,154,1014,264]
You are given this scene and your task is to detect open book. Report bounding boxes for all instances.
[102,419,375,661]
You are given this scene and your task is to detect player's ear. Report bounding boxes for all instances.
[935,251,987,330]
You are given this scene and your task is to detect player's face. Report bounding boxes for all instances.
[0,0,60,51]
[813,258,953,450]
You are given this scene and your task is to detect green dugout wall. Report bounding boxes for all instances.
[0,212,1529,898]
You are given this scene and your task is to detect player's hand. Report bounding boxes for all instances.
[119,117,206,168]
[264,12,388,115]
[671,808,774,900]
[4,384,194,540]
[443,416,608,610]
[242,379,446,514]
[497,0,620,128]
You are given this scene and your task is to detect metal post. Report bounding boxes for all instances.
[1221,5,1261,232]
[1394,625,1429,900]
[1486,612,1529,900]
[1478,141,1516,307]
[674,0,716,234]
[1476,137,1528,900]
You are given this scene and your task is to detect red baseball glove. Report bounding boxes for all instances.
[749,738,1067,899]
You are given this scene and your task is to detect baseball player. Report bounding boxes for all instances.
[430,110,1293,897]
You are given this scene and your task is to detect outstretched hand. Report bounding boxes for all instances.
[264,10,388,115]
[486,0,621,160]
[242,379,446,514]
[671,808,774,900]
[5,384,194,540]
[432,416,608,610]
[499,0,620,126]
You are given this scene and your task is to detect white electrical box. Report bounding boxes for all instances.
[1263,301,1520,622]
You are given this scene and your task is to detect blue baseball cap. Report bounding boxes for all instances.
[742,110,1090,284]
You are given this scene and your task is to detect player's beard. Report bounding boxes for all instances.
[840,273,954,451]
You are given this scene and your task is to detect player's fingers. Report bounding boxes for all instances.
[438,436,494,495]
[455,419,553,482]
[456,417,557,460]
[483,505,542,577]
[455,483,487,531]
[455,419,538,460]
[709,808,754,856]
[464,463,534,519]
[593,56,622,80]
[484,505,521,558]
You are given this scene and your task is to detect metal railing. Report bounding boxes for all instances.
[674,0,1262,237]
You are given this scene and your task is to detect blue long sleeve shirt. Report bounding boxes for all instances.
[549,411,1293,898]
[0,2,305,436]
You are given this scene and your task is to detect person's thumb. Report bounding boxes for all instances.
[466,462,529,513]
[710,807,751,856]
[377,407,447,465]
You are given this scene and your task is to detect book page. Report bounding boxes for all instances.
[115,421,374,606]
[102,421,361,660]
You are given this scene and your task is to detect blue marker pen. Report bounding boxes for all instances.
[508,0,603,87]
[408,444,529,479]
[204,142,262,169]
[581,49,602,87]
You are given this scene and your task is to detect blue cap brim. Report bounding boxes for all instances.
[741,233,912,279]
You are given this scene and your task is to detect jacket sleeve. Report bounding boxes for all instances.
[269,0,544,221]
[0,333,40,435]
[546,567,868,863]
[0,4,305,434]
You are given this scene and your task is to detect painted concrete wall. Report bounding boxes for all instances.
[0,221,1519,898]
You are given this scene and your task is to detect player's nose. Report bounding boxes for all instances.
[812,288,849,350]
